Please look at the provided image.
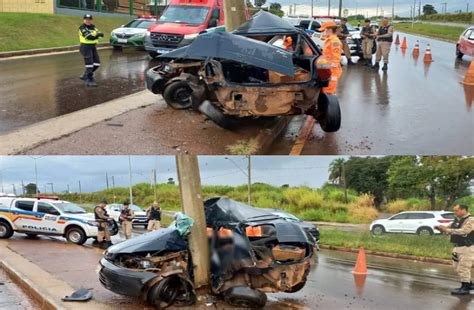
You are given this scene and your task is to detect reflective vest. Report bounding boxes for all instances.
[377,25,393,42]
[94,206,108,222]
[323,34,342,67]
[148,208,161,220]
[450,216,474,247]
[79,24,100,44]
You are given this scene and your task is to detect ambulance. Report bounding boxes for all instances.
[0,196,117,245]
[144,0,225,57]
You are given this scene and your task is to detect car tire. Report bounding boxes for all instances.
[371,225,385,236]
[315,93,341,133]
[149,51,159,58]
[148,276,196,309]
[417,227,433,236]
[198,100,240,129]
[113,45,123,51]
[223,287,267,308]
[25,233,38,238]
[65,226,87,245]
[456,45,464,59]
[162,81,193,110]
[0,220,13,239]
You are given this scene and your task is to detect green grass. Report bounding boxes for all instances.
[0,12,131,52]
[322,229,452,260]
[395,22,464,42]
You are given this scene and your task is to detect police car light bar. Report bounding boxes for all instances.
[34,195,59,200]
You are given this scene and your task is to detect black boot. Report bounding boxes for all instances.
[470,282,474,290]
[79,74,87,81]
[86,78,98,87]
[372,62,380,70]
[347,58,355,65]
[451,282,471,295]
[382,63,388,71]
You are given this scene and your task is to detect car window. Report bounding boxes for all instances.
[441,213,455,219]
[37,202,60,215]
[15,200,34,212]
[469,31,474,40]
[310,21,320,31]
[422,213,435,219]
[390,213,408,220]
[299,20,311,29]
[405,213,428,219]
[211,7,220,20]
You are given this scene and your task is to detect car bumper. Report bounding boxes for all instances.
[145,67,167,94]
[132,218,148,225]
[110,36,145,47]
[144,36,194,55]
[99,257,157,297]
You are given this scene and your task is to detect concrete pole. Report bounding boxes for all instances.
[247,155,251,205]
[338,0,342,18]
[128,156,133,205]
[223,0,248,32]
[176,154,210,289]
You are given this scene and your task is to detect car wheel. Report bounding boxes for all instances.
[417,227,433,236]
[162,81,193,110]
[149,51,159,58]
[198,100,240,129]
[0,221,13,239]
[112,45,123,51]
[65,227,87,245]
[371,225,385,236]
[25,233,38,238]
[315,93,341,132]
[148,276,196,309]
[223,287,267,308]
[456,45,464,59]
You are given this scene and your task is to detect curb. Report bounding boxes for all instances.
[320,244,452,265]
[0,43,110,59]
[255,116,291,155]
[0,255,63,310]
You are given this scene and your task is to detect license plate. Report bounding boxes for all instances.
[157,49,171,54]
[118,38,127,43]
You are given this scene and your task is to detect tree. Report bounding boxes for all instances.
[254,0,266,8]
[269,3,284,17]
[328,158,346,186]
[423,4,437,15]
[167,177,175,185]
[25,183,38,195]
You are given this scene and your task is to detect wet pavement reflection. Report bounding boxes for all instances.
[0,48,159,133]
[270,32,474,155]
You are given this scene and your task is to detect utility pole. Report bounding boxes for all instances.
[67,184,70,194]
[112,176,116,203]
[106,172,109,190]
[128,156,133,205]
[21,180,25,195]
[376,0,379,17]
[47,182,54,194]
[12,184,16,196]
[78,180,82,204]
[153,169,157,202]
[311,0,314,17]
[247,155,251,205]
[328,0,331,15]
[392,0,395,18]
[338,0,342,18]
[342,163,348,203]
[223,0,247,32]
[176,154,210,289]
[418,0,421,17]
[293,3,297,15]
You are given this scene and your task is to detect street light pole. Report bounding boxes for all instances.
[78,180,82,204]
[247,156,251,205]
[128,156,133,205]
[338,0,342,18]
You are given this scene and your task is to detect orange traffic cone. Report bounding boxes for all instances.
[395,34,400,45]
[401,37,407,49]
[352,247,368,275]
[462,61,474,86]
[423,44,433,63]
[412,40,420,57]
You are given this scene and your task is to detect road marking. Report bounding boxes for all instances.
[289,116,315,155]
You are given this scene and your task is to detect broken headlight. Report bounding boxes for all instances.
[245,225,275,237]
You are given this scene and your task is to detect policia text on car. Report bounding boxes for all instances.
[435,204,474,295]
[79,14,104,87]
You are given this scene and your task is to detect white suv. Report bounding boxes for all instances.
[0,196,118,245]
[106,203,149,228]
[370,211,454,236]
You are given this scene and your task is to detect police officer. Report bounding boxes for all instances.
[119,201,134,240]
[146,202,161,231]
[373,17,394,71]
[79,14,104,87]
[435,204,474,295]
[360,19,376,67]
[319,21,343,95]
[337,18,354,65]
[94,199,112,248]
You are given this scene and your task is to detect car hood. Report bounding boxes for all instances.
[149,22,206,35]
[112,27,146,35]
[298,221,317,230]
[232,10,297,35]
[159,31,295,76]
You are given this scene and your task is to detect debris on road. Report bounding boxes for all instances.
[62,287,93,302]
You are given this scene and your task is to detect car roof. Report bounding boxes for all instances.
[397,211,452,214]
[13,197,69,204]
[233,10,298,35]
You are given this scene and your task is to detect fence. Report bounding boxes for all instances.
[57,0,168,16]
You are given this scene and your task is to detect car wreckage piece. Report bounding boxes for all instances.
[145,11,341,131]
[99,199,313,309]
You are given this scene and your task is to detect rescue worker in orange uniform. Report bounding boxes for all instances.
[319,21,343,95]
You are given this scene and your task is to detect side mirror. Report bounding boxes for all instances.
[208,19,218,28]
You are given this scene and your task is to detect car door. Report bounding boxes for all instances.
[108,204,122,222]
[36,201,63,235]
[11,200,40,232]
[384,213,408,232]
[403,213,426,233]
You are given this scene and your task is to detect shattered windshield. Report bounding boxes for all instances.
[159,6,210,25]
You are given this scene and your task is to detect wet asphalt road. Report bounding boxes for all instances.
[0,48,155,133]
[270,32,474,155]
[0,268,40,309]
[5,230,473,310]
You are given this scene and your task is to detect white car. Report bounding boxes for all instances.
[106,203,148,228]
[370,211,455,236]
[0,196,117,245]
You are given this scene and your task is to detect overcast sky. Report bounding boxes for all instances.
[0,156,353,194]
[281,0,472,17]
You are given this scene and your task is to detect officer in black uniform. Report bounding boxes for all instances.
[78,14,104,87]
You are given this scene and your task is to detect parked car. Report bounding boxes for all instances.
[110,17,156,50]
[106,203,148,228]
[146,11,341,131]
[99,197,313,308]
[457,26,474,59]
[0,196,118,245]
[370,211,455,236]
[263,208,320,245]
[144,0,230,57]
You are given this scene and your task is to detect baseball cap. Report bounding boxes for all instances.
[319,21,337,31]
[83,14,93,19]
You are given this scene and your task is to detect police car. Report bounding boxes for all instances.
[0,195,117,245]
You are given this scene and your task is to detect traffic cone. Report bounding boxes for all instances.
[401,37,407,49]
[352,247,368,275]
[462,61,474,86]
[412,40,420,57]
[423,44,433,63]
[395,34,400,45]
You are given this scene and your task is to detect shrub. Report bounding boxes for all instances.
[386,199,409,213]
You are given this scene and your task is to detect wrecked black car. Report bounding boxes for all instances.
[145,11,341,130]
[99,197,314,308]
